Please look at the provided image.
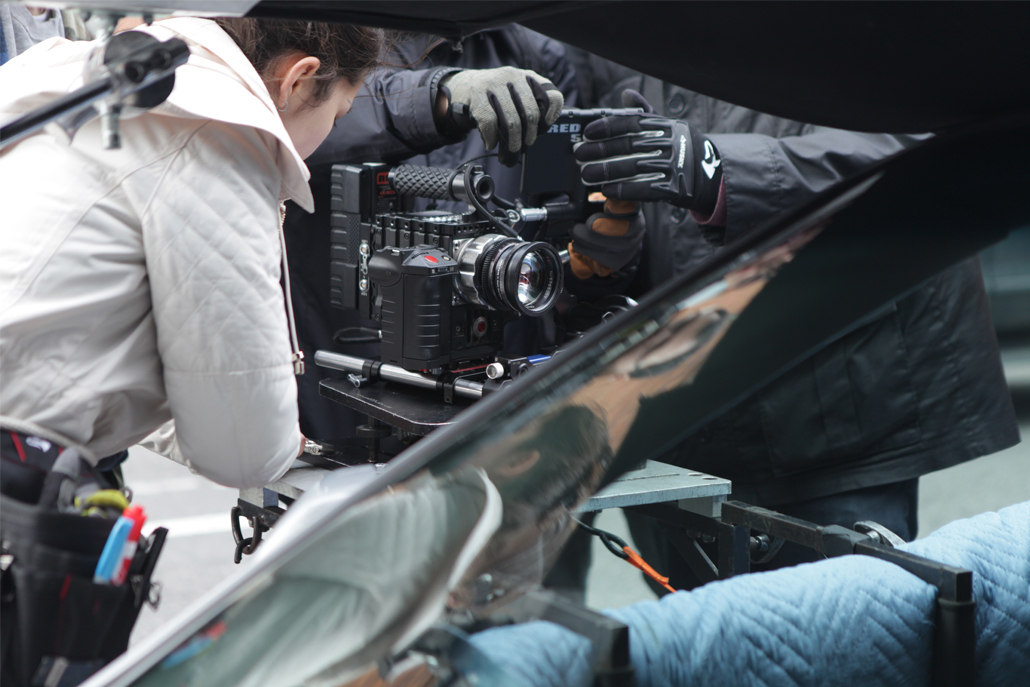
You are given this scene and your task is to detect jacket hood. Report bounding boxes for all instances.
[140,18,313,211]
[0,17,314,212]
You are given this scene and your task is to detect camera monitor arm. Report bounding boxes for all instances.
[0,11,189,151]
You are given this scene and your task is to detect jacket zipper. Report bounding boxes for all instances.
[278,203,305,376]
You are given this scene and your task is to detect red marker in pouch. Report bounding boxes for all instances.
[111,505,146,586]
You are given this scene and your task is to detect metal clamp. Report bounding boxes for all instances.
[439,369,484,404]
[749,533,786,565]
[230,505,264,564]
[303,438,337,457]
[347,373,369,388]
[854,520,907,548]
[358,240,371,295]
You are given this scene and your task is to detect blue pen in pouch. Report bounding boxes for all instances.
[94,514,133,584]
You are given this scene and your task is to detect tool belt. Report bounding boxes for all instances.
[1,430,165,687]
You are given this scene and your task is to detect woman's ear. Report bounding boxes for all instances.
[273,54,321,111]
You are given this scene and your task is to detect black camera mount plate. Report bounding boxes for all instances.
[319,378,472,436]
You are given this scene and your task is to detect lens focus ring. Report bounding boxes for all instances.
[496,241,562,315]
[454,235,563,316]
[455,235,510,306]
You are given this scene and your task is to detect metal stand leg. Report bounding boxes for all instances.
[718,523,752,578]
[355,415,391,463]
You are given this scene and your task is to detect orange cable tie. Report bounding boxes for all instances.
[623,546,677,594]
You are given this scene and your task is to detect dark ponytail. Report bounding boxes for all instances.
[213,17,388,104]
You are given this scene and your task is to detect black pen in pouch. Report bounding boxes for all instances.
[96,527,169,665]
[132,528,167,606]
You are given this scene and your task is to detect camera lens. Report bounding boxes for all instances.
[518,251,547,307]
[455,235,563,316]
[498,241,562,315]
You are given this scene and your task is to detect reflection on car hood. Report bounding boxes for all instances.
[79,33,1030,687]
[102,198,828,686]
[130,468,500,687]
[89,120,1030,687]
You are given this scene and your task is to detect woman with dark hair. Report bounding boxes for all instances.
[0,17,385,492]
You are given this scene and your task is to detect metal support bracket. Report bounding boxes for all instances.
[720,501,976,687]
[354,415,391,462]
[626,502,751,580]
[439,370,484,405]
[665,527,719,584]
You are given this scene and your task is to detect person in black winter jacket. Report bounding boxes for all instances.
[283,27,580,446]
[570,60,1019,589]
[285,28,638,601]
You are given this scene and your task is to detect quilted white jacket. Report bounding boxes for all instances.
[0,18,313,487]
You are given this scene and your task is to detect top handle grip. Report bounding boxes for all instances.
[389,165,456,201]
[388,165,495,207]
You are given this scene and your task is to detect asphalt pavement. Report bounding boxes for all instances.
[125,358,1030,644]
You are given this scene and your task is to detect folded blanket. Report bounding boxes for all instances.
[469,501,1030,687]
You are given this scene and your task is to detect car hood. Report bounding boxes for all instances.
[84,111,1030,687]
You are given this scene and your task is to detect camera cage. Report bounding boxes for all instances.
[327,161,568,376]
[316,108,648,442]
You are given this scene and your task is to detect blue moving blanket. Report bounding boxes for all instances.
[470,502,1030,687]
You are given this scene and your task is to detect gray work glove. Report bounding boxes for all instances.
[439,67,564,167]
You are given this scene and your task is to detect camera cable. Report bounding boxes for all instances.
[574,517,676,594]
[459,162,521,239]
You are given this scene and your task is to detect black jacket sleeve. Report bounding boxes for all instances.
[305,25,580,170]
[709,128,931,245]
[305,66,460,168]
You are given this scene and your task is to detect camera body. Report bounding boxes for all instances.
[330,163,562,372]
[327,108,644,375]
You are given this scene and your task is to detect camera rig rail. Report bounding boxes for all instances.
[313,349,549,403]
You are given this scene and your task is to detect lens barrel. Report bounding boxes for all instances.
[455,235,563,316]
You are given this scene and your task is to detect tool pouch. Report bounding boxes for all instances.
[0,497,166,687]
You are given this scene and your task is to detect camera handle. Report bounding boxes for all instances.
[389,164,520,238]
[389,164,491,203]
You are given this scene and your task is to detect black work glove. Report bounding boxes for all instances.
[573,90,722,215]
[568,196,645,279]
[438,67,564,167]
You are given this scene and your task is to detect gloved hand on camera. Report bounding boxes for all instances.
[573,90,722,215]
[568,195,645,280]
[436,67,564,167]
